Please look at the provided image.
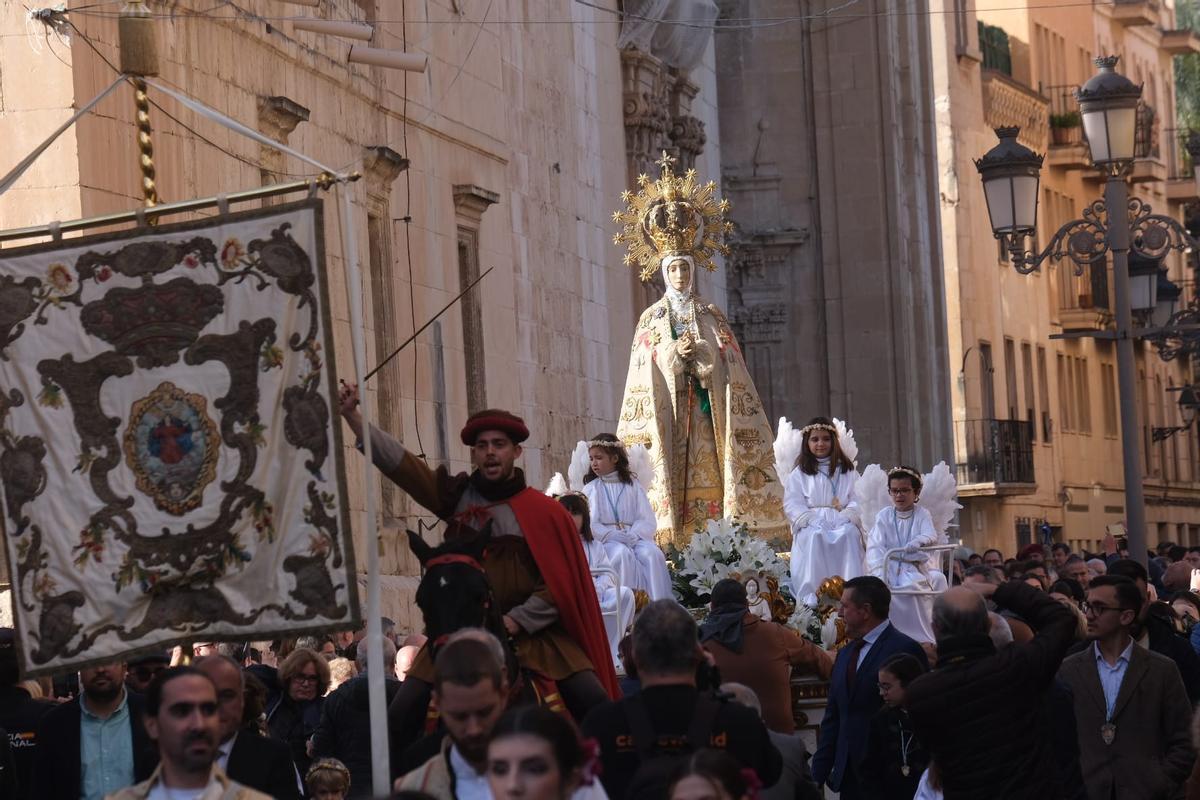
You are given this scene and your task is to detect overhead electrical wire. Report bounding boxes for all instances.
[55,0,1123,31]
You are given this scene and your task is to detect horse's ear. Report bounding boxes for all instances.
[406,529,435,565]
[463,520,492,559]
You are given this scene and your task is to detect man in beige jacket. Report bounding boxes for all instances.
[105,666,270,800]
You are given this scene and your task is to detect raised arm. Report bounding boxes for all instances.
[340,382,447,516]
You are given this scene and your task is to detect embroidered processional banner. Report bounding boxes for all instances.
[0,200,359,676]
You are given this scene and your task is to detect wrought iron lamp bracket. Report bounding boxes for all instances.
[1001,195,1200,275]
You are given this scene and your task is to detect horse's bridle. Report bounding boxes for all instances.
[424,553,485,573]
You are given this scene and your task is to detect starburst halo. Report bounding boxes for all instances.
[612,151,734,282]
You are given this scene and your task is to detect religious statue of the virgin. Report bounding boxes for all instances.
[614,153,787,549]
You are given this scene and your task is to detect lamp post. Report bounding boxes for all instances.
[975,56,1199,568]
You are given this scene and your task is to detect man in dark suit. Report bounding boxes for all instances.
[30,662,158,800]
[810,576,927,800]
[195,654,302,800]
[1058,575,1193,800]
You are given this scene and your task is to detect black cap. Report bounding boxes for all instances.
[128,651,171,667]
[710,579,748,607]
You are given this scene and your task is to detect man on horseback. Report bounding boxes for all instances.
[337,384,619,770]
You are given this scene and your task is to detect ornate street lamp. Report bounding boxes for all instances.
[1076,56,1142,168]
[974,55,1200,568]
[976,127,1042,242]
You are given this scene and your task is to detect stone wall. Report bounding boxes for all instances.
[715,0,954,468]
[0,0,716,632]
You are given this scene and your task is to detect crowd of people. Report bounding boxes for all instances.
[7,385,1200,800]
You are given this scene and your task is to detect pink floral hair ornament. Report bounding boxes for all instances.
[740,766,763,799]
[580,737,603,786]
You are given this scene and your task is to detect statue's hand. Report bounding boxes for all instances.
[676,334,695,360]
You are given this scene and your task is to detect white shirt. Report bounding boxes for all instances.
[215,732,237,773]
[449,744,492,800]
[857,619,891,670]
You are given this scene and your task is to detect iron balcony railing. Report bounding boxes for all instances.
[1165,127,1196,181]
[956,419,1036,486]
[1043,85,1159,159]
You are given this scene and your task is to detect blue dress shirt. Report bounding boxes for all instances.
[79,689,134,800]
[1093,639,1134,721]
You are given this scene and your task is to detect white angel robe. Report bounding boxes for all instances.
[582,473,673,600]
[866,505,947,643]
[582,538,635,665]
[785,460,864,606]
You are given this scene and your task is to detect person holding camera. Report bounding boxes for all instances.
[581,600,782,799]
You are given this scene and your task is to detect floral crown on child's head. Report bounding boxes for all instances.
[306,759,351,788]
[587,438,626,451]
[800,422,836,437]
[887,466,922,483]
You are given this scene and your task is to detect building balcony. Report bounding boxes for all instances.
[956,419,1037,497]
[1165,127,1200,202]
[1047,141,1092,170]
[982,70,1049,154]
[1161,28,1200,55]
[1058,259,1113,332]
[1111,0,1159,26]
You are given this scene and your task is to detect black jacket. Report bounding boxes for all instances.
[905,582,1076,800]
[858,706,928,800]
[0,685,55,799]
[29,691,158,800]
[225,729,302,800]
[311,675,401,799]
[1144,605,1200,704]
[267,694,324,778]
[581,684,782,800]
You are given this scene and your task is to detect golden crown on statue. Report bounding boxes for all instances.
[612,151,733,282]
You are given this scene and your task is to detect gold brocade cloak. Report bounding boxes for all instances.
[616,294,788,549]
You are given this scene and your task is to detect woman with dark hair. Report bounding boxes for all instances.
[1048,578,1085,607]
[559,492,634,665]
[581,433,672,600]
[666,749,756,800]
[486,705,604,800]
[784,417,864,605]
[859,652,930,799]
[268,647,328,775]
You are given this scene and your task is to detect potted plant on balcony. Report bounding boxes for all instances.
[1050,111,1082,145]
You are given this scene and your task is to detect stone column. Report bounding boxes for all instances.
[715,0,953,466]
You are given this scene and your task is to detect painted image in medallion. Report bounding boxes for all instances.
[123,381,220,515]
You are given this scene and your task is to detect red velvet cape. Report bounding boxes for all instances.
[508,487,622,699]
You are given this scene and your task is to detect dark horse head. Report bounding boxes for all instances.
[407,520,502,655]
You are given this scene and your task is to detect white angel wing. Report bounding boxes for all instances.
[920,461,962,541]
[833,417,858,468]
[773,417,804,481]
[545,472,568,497]
[627,443,655,493]
[853,463,890,533]
[567,441,591,492]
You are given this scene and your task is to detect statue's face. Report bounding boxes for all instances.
[666,258,692,292]
[745,579,758,596]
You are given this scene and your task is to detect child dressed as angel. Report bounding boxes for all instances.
[866,466,948,643]
[784,417,864,606]
[558,492,634,665]
[580,433,673,600]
